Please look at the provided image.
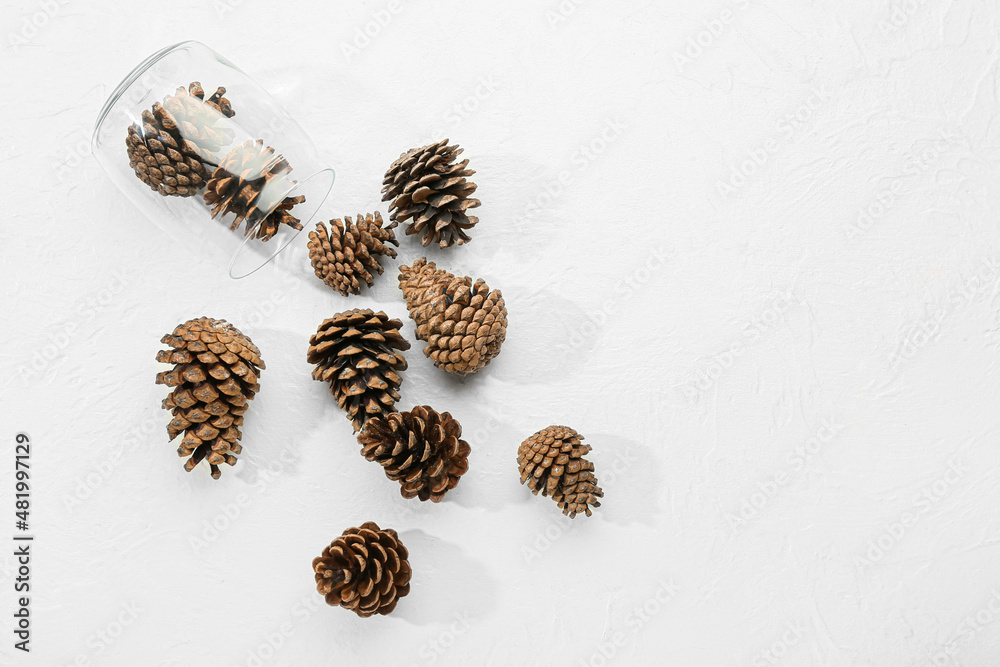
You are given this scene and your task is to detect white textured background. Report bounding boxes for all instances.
[2,1,1000,665]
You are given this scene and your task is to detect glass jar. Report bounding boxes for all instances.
[92,40,334,278]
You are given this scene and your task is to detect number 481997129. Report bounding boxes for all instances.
[15,433,30,530]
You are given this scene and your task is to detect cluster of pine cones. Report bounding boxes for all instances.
[151,133,604,618]
[126,82,307,242]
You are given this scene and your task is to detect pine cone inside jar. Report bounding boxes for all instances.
[155,317,264,479]
[357,406,471,502]
[307,213,399,296]
[125,82,235,198]
[398,258,506,376]
[203,139,306,242]
[381,139,480,248]
[307,309,410,432]
[517,426,603,518]
[313,522,411,617]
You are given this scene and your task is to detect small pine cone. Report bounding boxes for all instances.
[203,139,306,242]
[313,522,411,617]
[155,317,264,479]
[307,309,410,432]
[398,258,506,375]
[307,213,399,296]
[518,426,603,518]
[358,406,471,502]
[381,139,480,248]
[126,82,236,198]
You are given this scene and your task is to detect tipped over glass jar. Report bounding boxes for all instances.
[92,40,334,278]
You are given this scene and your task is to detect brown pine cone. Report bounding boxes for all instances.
[307,309,410,432]
[313,522,411,617]
[358,406,471,502]
[518,426,603,518]
[381,139,480,248]
[126,82,235,198]
[398,258,506,375]
[155,317,264,479]
[307,213,399,296]
[203,139,306,242]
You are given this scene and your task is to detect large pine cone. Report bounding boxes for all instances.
[398,258,506,375]
[381,139,480,248]
[155,317,264,479]
[313,522,411,617]
[307,213,399,296]
[357,406,471,502]
[203,139,306,242]
[307,309,410,432]
[126,82,235,198]
[518,426,603,518]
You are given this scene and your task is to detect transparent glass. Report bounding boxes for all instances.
[92,40,334,278]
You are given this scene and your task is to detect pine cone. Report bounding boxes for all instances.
[313,522,411,617]
[203,139,306,242]
[307,213,399,296]
[307,309,410,432]
[381,139,480,248]
[398,258,506,375]
[518,426,603,518]
[155,317,264,479]
[358,406,471,502]
[126,82,235,198]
